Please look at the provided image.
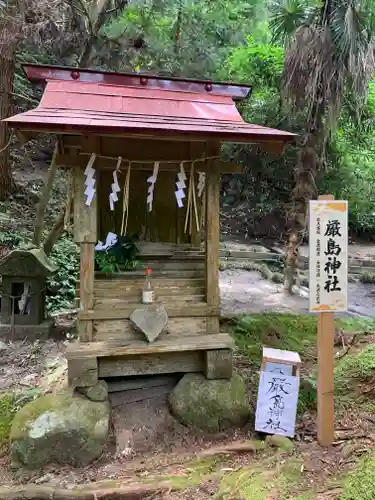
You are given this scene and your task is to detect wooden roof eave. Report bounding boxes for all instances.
[14,127,291,157]
[55,153,244,174]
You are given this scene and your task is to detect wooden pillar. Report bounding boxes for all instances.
[205,144,220,334]
[317,194,335,446]
[190,169,201,248]
[73,163,97,342]
[189,142,205,249]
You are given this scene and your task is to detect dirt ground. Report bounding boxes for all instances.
[2,338,375,499]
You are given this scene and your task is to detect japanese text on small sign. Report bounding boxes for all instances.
[255,371,299,438]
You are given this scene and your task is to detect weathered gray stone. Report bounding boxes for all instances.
[169,373,251,433]
[77,380,108,402]
[10,391,109,468]
[130,305,168,343]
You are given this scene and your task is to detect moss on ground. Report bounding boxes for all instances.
[233,313,317,365]
[359,271,375,284]
[0,392,16,451]
[233,313,375,367]
[216,455,304,499]
[232,313,375,413]
[334,343,375,409]
[340,450,375,500]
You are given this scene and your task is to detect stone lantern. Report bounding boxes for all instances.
[0,248,57,340]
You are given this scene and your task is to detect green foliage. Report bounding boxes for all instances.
[95,252,119,273]
[9,0,375,242]
[104,0,258,77]
[222,36,284,89]
[0,230,25,249]
[95,236,139,273]
[46,236,79,313]
[316,125,375,236]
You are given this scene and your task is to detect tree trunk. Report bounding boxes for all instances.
[32,145,58,247]
[284,135,318,293]
[0,54,15,201]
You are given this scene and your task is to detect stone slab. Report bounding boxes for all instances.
[0,319,54,341]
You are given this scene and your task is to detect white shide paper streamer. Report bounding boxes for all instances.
[109,157,122,211]
[84,153,96,206]
[146,161,159,212]
[175,162,187,208]
[197,172,205,198]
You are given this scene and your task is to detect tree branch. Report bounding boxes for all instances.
[43,206,66,256]
[63,0,86,16]
[32,144,58,248]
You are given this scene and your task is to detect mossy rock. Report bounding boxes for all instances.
[10,391,109,468]
[77,380,108,402]
[265,434,294,451]
[169,373,251,433]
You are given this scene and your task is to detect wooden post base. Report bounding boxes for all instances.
[204,349,232,379]
[68,358,98,388]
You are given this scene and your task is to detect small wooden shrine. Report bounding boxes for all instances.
[0,248,57,339]
[4,64,295,387]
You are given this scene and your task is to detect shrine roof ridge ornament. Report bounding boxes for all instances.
[21,63,252,101]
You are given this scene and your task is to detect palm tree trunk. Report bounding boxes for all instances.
[284,135,318,293]
[0,54,15,201]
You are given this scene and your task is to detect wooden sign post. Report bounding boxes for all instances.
[309,194,348,446]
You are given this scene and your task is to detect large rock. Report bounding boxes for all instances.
[169,373,251,433]
[10,391,109,468]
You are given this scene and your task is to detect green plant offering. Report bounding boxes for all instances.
[95,235,140,273]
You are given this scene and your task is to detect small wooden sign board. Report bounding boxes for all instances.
[309,194,348,446]
[255,347,302,438]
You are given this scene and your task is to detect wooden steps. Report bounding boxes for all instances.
[79,302,218,321]
[67,334,234,386]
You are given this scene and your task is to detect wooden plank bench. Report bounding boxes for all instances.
[66,333,234,387]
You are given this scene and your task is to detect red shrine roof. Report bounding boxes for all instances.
[4,64,296,145]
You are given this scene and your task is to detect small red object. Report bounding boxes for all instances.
[146,268,152,275]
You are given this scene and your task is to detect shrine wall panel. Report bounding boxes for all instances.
[98,168,193,244]
[93,317,207,342]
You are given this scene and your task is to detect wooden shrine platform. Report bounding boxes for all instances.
[3,64,295,390]
[67,333,234,387]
